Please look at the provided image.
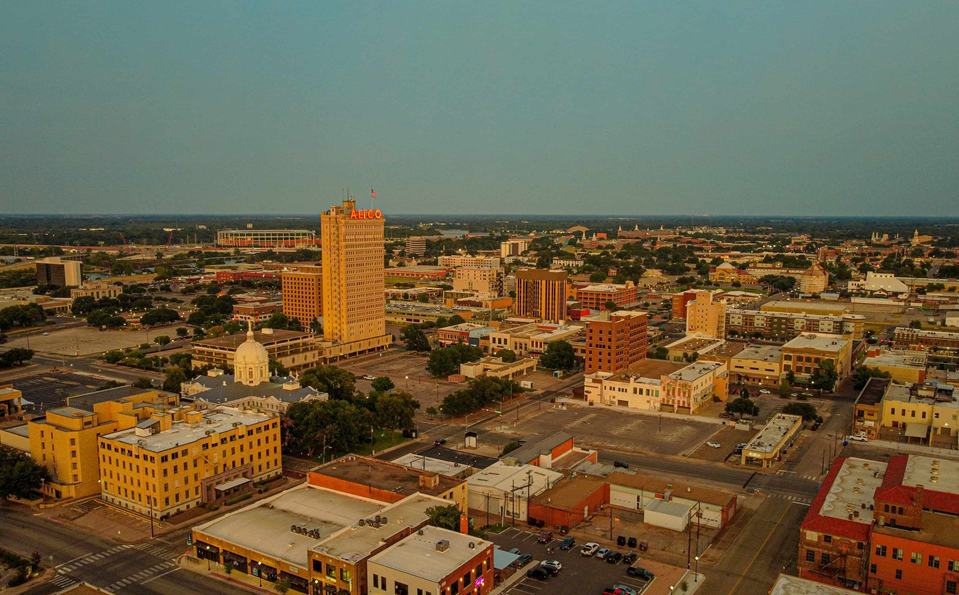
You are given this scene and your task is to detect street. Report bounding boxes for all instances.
[0,507,239,595]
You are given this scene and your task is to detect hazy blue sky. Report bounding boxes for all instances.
[2,1,958,216]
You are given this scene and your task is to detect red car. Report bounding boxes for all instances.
[537,531,553,543]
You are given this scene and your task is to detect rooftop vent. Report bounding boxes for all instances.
[436,540,450,553]
[932,476,939,484]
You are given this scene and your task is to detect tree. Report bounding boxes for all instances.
[909,319,923,329]
[301,365,357,401]
[224,561,234,576]
[649,346,669,360]
[425,504,462,531]
[140,308,181,326]
[539,341,576,371]
[274,578,291,595]
[502,441,521,456]
[589,271,607,283]
[604,300,618,311]
[402,326,431,352]
[427,348,462,378]
[782,402,818,421]
[0,348,35,368]
[785,369,796,385]
[154,335,171,350]
[852,366,892,390]
[0,445,50,499]
[810,360,839,393]
[494,349,517,363]
[0,304,47,331]
[779,379,792,399]
[376,391,420,442]
[425,406,438,419]
[163,367,188,393]
[175,327,189,338]
[371,377,395,392]
[725,397,759,418]
[132,377,153,389]
[447,314,466,326]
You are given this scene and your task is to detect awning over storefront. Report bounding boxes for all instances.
[215,477,251,492]
[493,548,520,570]
[905,423,929,438]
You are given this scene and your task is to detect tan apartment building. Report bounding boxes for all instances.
[514,269,568,322]
[321,199,392,358]
[660,361,729,414]
[685,290,727,339]
[453,267,504,297]
[583,359,686,410]
[781,333,853,383]
[853,377,890,440]
[71,281,122,300]
[99,405,281,518]
[405,236,427,256]
[583,310,647,373]
[24,386,179,500]
[500,238,531,258]
[281,266,323,327]
[726,308,865,341]
[487,321,583,360]
[192,328,320,373]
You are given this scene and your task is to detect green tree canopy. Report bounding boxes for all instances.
[401,326,431,352]
[162,367,187,392]
[782,402,818,421]
[539,340,576,371]
[371,377,395,392]
[724,397,759,418]
[301,365,357,401]
[810,360,839,392]
[494,349,517,363]
[0,445,50,499]
[425,504,462,531]
[852,366,892,390]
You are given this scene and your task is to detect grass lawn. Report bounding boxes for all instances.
[351,430,411,457]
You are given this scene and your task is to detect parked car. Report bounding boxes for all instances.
[603,588,619,595]
[719,412,734,419]
[434,439,447,446]
[559,537,576,550]
[581,542,600,557]
[595,548,611,559]
[759,389,771,394]
[622,553,638,564]
[733,443,746,455]
[816,416,824,424]
[42,332,50,336]
[705,441,721,448]
[527,567,550,580]
[537,531,554,543]
[626,567,655,580]
[612,586,638,595]
[606,552,623,564]
[848,433,868,442]
[508,548,521,555]
[540,560,562,574]
[516,553,533,567]
[613,461,629,469]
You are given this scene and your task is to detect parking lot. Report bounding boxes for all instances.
[688,426,757,463]
[498,406,720,456]
[5,324,175,356]
[490,527,660,595]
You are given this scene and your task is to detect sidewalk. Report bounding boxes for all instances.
[178,554,272,595]
[855,439,959,458]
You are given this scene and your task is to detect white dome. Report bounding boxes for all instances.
[235,330,268,367]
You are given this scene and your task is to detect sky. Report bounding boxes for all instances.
[2,1,958,216]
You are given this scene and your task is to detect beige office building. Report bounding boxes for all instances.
[321,199,391,358]
[36,257,82,287]
[453,267,504,297]
[281,266,323,327]
[514,269,568,322]
[685,290,727,339]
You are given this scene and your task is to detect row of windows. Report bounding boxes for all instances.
[875,544,946,568]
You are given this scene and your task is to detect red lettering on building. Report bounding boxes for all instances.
[349,209,383,220]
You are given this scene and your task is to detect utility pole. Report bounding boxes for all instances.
[149,495,155,538]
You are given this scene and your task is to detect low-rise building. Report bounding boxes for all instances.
[607,472,738,530]
[309,456,468,512]
[232,301,283,325]
[527,475,609,530]
[569,282,639,311]
[385,266,451,280]
[879,382,959,445]
[70,282,122,300]
[893,327,959,358]
[500,431,596,469]
[459,357,537,381]
[663,335,725,363]
[741,413,803,469]
[582,359,686,410]
[436,323,495,348]
[368,526,493,595]
[852,377,891,440]
[452,267,504,298]
[861,349,927,385]
[438,255,501,269]
[385,303,480,326]
[729,345,783,387]
[726,308,864,341]
[660,360,729,413]
[782,333,853,384]
[486,322,583,360]
[181,369,327,415]
[466,462,563,523]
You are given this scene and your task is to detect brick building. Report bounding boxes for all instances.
[583,310,648,373]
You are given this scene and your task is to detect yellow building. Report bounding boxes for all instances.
[878,383,959,444]
[0,386,25,418]
[281,266,323,327]
[861,350,927,385]
[452,267,505,297]
[781,333,853,383]
[514,269,568,322]
[26,386,179,500]
[99,405,281,519]
[685,290,727,338]
[729,345,783,387]
[321,198,391,358]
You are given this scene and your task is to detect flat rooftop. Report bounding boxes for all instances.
[439,323,495,333]
[769,574,859,595]
[412,446,498,470]
[531,475,606,510]
[665,361,724,383]
[882,383,959,409]
[577,283,631,293]
[744,414,802,454]
[762,300,850,314]
[503,431,572,464]
[902,455,959,495]
[664,335,722,352]
[466,462,563,494]
[195,485,384,568]
[391,454,471,477]
[368,526,490,583]
[873,511,959,549]
[192,329,312,349]
[312,456,464,499]
[782,333,848,353]
[855,377,891,407]
[606,472,735,507]
[67,385,176,411]
[609,359,686,383]
[734,345,782,363]
[817,457,887,526]
[103,406,270,452]
[863,352,926,370]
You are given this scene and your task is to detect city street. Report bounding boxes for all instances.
[0,506,245,595]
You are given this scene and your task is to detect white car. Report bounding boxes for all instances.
[595,548,611,559]
[581,542,600,557]
[759,389,771,394]
[848,434,868,442]
[706,441,721,448]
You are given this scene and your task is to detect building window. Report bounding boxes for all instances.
[821,554,830,565]
[326,564,335,578]
[394,582,409,595]
[870,564,877,574]
[930,556,941,569]
[911,552,922,564]
[806,550,815,562]
[896,569,903,580]
[372,574,378,589]
[947,581,958,595]
[949,560,959,572]
[823,535,832,544]
[340,569,350,582]
[893,548,903,560]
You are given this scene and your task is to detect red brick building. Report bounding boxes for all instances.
[570,282,639,311]
[670,289,724,320]
[583,310,648,373]
[528,476,609,530]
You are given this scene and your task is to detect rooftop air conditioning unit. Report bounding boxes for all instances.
[435,540,450,552]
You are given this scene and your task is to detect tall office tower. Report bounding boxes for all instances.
[281,266,323,327]
[685,290,727,339]
[321,199,387,345]
[514,269,568,322]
